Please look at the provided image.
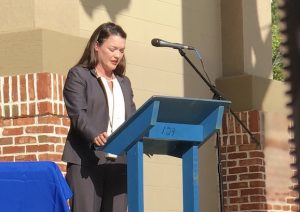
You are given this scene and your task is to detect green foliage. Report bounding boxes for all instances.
[272,0,284,81]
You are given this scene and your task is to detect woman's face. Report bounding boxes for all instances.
[95,34,126,73]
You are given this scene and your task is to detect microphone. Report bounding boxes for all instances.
[151,38,194,50]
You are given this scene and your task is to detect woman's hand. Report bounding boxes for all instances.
[93,132,108,146]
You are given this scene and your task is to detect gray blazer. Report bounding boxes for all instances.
[62,65,136,165]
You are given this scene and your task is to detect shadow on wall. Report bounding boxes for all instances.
[79,0,131,21]
[182,0,272,107]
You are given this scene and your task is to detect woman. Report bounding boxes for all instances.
[62,22,136,212]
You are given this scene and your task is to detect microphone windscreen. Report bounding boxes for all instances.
[151,38,160,47]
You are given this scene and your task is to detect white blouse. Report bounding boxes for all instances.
[100,76,125,158]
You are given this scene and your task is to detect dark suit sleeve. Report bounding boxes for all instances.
[63,68,98,143]
[128,78,137,117]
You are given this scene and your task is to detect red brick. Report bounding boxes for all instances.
[224,190,238,197]
[229,167,248,174]
[267,204,273,209]
[60,104,65,116]
[38,153,62,161]
[236,135,242,145]
[61,136,67,144]
[291,205,299,211]
[38,116,61,125]
[0,156,14,161]
[3,77,9,103]
[3,146,25,154]
[37,73,51,100]
[229,135,236,145]
[239,158,264,166]
[26,144,54,152]
[55,127,68,135]
[249,151,264,158]
[25,126,54,134]
[15,136,37,144]
[240,203,266,210]
[224,205,238,211]
[229,182,248,189]
[37,101,52,114]
[28,74,35,100]
[282,205,290,211]
[239,144,257,151]
[222,136,228,145]
[222,160,237,168]
[2,127,23,136]
[15,154,37,161]
[53,74,58,100]
[3,107,9,119]
[228,152,247,159]
[223,175,237,182]
[62,117,70,126]
[11,76,18,102]
[242,134,250,144]
[228,115,235,134]
[221,145,236,153]
[59,75,64,101]
[28,102,36,115]
[11,104,18,117]
[240,173,264,181]
[289,190,299,197]
[249,165,265,172]
[2,119,12,126]
[38,135,61,143]
[56,144,64,153]
[13,117,35,126]
[20,103,28,116]
[0,137,13,145]
[249,110,260,132]
[249,180,266,188]
[20,75,27,101]
[273,204,282,210]
[241,188,265,195]
[250,195,266,202]
[287,197,297,204]
[230,196,249,204]
[53,103,58,115]
[240,112,248,133]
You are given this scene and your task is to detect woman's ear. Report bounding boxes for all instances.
[94,41,100,52]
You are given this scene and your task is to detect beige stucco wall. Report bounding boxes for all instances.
[0,0,281,211]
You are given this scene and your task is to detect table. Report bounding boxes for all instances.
[0,161,72,212]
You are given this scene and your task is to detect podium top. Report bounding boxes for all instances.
[96,96,230,155]
[143,96,230,124]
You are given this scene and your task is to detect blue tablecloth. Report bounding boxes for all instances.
[0,161,72,212]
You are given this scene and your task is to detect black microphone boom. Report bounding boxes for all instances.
[151,38,194,50]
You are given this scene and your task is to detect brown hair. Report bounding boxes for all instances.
[76,22,127,76]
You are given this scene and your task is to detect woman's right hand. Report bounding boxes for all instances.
[93,132,108,146]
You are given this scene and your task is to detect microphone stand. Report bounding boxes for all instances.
[177,48,260,147]
[177,48,260,212]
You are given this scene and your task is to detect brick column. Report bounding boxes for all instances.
[0,72,69,172]
[220,110,298,211]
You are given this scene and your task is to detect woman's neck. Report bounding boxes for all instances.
[95,66,114,80]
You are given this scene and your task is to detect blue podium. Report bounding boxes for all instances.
[96,96,230,212]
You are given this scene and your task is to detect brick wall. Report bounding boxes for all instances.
[0,72,69,172]
[220,111,299,211]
